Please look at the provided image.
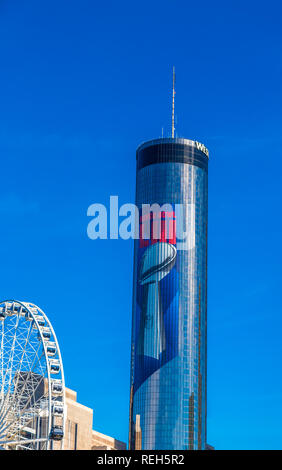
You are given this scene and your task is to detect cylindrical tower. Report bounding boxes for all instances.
[129,137,209,450]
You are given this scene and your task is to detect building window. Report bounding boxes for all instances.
[67,420,78,450]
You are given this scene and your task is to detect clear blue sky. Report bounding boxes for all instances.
[0,0,282,449]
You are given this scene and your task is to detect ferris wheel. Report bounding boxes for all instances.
[0,300,65,450]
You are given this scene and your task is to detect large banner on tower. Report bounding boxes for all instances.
[134,209,179,392]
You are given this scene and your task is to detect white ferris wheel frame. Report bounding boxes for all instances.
[0,300,66,450]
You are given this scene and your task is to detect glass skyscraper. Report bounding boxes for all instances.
[129,137,209,450]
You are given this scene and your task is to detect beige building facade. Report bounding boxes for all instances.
[92,430,126,450]
[64,387,126,451]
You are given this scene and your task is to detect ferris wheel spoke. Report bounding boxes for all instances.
[0,384,47,446]
[0,320,39,418]
[0,355,45,426]
[0,349,45,425]
[0,437,47,447]
[0,314,22,399]
[0,321,5,404]
[0,319,34,412]
[0,402,44,443]
[0,381,49,448]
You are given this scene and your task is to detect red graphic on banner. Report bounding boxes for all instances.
[139,211,176,248]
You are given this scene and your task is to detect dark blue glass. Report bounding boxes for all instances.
[129,138,209,450]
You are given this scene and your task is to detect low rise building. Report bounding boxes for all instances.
[92,430,126,450]
[64,387,126,451]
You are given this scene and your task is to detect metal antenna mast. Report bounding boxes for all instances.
[172,66,175,138]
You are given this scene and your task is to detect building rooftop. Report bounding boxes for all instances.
[136,137,209,159]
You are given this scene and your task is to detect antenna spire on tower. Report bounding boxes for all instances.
[172,66,175,138]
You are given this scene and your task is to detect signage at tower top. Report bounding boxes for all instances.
[195,141,209,158]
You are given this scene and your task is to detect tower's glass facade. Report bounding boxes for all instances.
[129,138,209,450]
